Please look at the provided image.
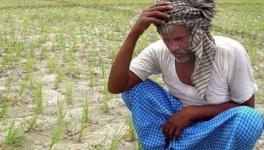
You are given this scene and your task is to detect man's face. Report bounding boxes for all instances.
[160,25,194,63]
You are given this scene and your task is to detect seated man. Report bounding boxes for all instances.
[108,0,264,149]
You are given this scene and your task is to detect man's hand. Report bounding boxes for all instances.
[162,107,194,140]
[131,2,173,36]
[162,97,255,140]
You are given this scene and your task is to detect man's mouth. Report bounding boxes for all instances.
[173,53,187,57]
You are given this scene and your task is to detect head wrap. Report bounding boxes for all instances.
[156,0,216,100]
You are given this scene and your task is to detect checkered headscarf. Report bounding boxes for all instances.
[156,0,216,100]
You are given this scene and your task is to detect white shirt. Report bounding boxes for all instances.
[130,36,258,106]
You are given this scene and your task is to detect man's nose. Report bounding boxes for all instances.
[168,42,180,53]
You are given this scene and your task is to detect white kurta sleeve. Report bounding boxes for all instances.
[130,43,161,81]
[228,43,258,103]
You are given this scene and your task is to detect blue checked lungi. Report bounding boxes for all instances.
[122,79,264,150]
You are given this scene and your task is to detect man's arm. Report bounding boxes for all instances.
[186,95,254,122]
[163,95,255,140]
[108,2,173,94]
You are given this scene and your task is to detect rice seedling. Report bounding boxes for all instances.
[56,95,65,121]
[124,115,143,150]
[100,58,110,113]
[48,117,66,150]
[86,51,96,87]
[82,97,90,124]
[102,79,109,113]
[63,50,79,78]
[18,80,27,94]
[25,58,34,80]
[109,124,126,150]
[54,68,63,89]
[100,58,106,79]
[77,96,90,141]
[137,141,143,150]
[48,96,66,150]
[88,67,95,88]
[27,114,39,131]
[125,115,137,142]
[0,103,8,119]
[58,31,66,50]
[0,94,9,119]
[33,80,43,114]
[5,75,15,90]
[68,61,79,78]
[4,45,18,70]
[46,55,58,73]
[39,47,47,60]
[24,57,35,89]
[3,120,24,146]
[70,30,78,50]
[65,81,73,105]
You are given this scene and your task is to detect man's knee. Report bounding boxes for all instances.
[234,106,263,140]
[121,79,162,110]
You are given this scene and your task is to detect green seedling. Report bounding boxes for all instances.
[109,125,125,150]
[25,57,34,81]
[137,141,143,150]
[57,96,65,121]
[48,96,66,150]
[102,80,109,113]
[125,115,137,142]
[77,97,90,141]
[24,58,35,89]
[4,120,24,146]
[33,81,43,114]
[18,80,27,94]
[39,47,47,60]
[65,81,73,105]
[58,31,66,50]
[100,58,110,113]
[86,52,96,87]
[5,75,15,90]
[88,67,95,88]
[27,114,39,131]
[54,69,63,89]
[0,103,8,119]
[100,58,106,79]
[0,94,9,119]
[47,55,58,73]
[63,50,79,77]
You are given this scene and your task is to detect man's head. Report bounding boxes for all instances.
[155,0,216,100]
[156,0,215,63]
[160,24,195,63]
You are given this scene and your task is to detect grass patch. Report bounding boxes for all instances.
[3,120,24,147]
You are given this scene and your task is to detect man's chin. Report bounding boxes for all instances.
[175,56,192,63]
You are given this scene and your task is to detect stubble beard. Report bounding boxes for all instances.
[174,51,195,63]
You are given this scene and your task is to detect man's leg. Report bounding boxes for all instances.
[122,79,264,150]
[122,79,183,150]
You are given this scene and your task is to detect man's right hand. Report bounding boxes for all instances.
[131,2,174,36]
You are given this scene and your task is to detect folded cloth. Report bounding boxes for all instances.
[122,79,264,150]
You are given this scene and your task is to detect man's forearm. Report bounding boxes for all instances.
[185,97,254,122]
[163,97,255,140]
[108,30,141,93]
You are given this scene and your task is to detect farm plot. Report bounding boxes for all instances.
[0,0,263,150]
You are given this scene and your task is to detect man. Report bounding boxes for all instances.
[108,0,263,149]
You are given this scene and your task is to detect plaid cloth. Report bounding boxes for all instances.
[122,79,264,150]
